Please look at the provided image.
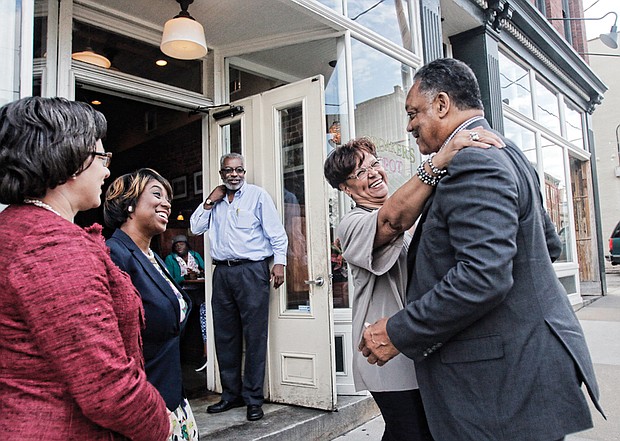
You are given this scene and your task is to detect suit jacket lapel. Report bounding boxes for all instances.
[406,191,435,291]
[114,230,184,324]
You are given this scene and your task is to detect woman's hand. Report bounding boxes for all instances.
[432,126,505,170]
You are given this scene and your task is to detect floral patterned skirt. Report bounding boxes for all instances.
[169,398,199,440]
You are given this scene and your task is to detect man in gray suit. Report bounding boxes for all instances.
[360,58,604,440]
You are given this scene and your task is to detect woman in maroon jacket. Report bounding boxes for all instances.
[0,97,171,440]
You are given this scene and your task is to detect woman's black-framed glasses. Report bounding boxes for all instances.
[220,167,246,175]
[92,151,113,168]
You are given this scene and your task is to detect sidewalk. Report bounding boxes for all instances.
[335,271,620,440]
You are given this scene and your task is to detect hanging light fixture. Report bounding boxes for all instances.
[160,0,207,60]
[71,23,111,69]
[72,48,112,68]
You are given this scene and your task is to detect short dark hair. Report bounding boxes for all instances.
[0,96,107,204]
[104,168,173,230]
[323,137,377,189]
[414,58,483,111]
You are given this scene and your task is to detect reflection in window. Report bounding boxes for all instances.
[535,79,560,135]
[325,39,347,152]
[563,100,584,149]
[1,0,22,105]
[503,118,537,167]
[72,20,203,94]
[542,139,571,263]
[279,105,311,312]
[348,0,414,51]
[220,121,242,155]
[499,52,533,118]
[351,39,415,194]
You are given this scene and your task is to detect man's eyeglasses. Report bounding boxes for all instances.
[92,151,112,168]
[347,158,383,180]
[220,167,246,175]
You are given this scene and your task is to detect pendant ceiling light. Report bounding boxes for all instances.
[160,0,207,60]
[72,48,112,69]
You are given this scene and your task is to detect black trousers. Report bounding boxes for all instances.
[370,389,434,441]
[212,260,270,406]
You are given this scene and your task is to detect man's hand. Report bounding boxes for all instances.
[358,318,400,366]
[271,264,285,288]
[204,185,227,209]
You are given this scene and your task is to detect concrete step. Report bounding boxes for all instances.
[189,394,380,440]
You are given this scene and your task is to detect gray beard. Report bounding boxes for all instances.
[224,181,243,191]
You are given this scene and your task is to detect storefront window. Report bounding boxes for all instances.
[563,100,584,149]
[542,139,571,263]
[351,39,415,194]
[325,40,348,152]
[503,118,537,167]
[72,20,202,94]
[0,0,22,105]
[348,0,414,51]
[535,79,560,135]
[499,52,533,119]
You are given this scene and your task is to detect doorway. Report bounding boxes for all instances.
[73,86,208,398]
[206,76,337,410]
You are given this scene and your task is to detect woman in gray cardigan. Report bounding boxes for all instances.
[324,131,502,441]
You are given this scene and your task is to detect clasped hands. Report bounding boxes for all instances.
[358,317,400,366]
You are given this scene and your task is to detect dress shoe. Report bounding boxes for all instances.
[206,398,245,414]
[247,404,264,421]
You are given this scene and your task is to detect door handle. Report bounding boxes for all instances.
[304,276,325,287]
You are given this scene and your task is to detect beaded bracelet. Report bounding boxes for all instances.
[428,153,447,176]
[416,161,441,186]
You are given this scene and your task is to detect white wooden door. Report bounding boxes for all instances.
[207,76,336,410]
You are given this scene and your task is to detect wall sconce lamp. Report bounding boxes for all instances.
[160,0,207,60]
[548,11,618,49]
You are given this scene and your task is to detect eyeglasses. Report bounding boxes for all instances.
[92,151,112,168]
[347,158,382,180]
[220,167,246,175]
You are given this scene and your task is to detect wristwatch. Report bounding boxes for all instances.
[205,198,214,206]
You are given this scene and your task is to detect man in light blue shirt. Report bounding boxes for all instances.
[190,152,287,422]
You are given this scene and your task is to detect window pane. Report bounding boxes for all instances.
[351,39,415,194]
[542,139,571,262]
[499,52,533,118]
[348,0,414,51]
[535,79,560,135]
[0,0,21,105]
[280,105,311,312]
[503,118,537,167]
[220,121,242,155]
[72,20,202,94]
[325,39,347,153]
[563,100,584,149]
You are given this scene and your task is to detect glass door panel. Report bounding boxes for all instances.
[280,105,311,311]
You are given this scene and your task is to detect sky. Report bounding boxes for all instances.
[583,0,619,40]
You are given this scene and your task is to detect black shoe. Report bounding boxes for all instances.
[206,398,245,413]
[247,404,264,421]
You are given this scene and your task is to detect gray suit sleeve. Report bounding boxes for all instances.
[387,149,520,361]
